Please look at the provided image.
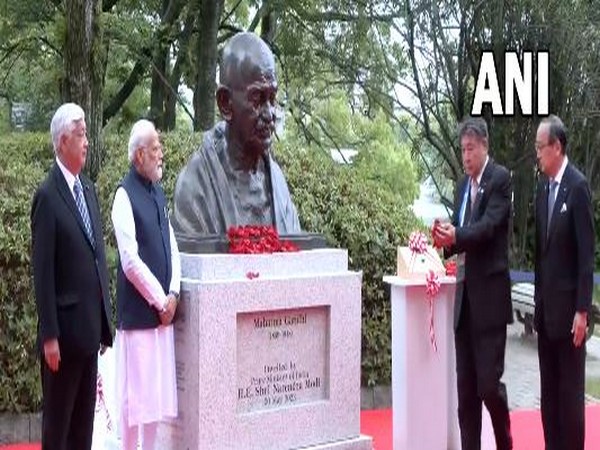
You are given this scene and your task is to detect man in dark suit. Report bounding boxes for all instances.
[31,103,113,450]
[434,117,513,450]
[534,115,594,450]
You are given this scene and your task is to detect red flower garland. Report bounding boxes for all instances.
[445,259,457,277]
[227,225,299,254]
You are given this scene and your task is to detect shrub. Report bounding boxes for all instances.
[273,138,421,386]
[0,129,418,411]
[0,133,50,412]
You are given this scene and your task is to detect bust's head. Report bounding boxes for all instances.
[217,32,278,159]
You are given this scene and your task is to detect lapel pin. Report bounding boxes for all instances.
[560,203,567,213]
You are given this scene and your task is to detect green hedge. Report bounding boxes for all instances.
[273,142,420,386]
[0,131,419,412]
[0,133,49,412]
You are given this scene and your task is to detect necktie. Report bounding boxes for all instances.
[547,180,558,237]
[470,178,479,209]
[74,178,95,247]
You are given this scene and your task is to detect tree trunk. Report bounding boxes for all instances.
[149,49,168,130]
[260,8,277,44]
[62,0,105,181]
[149,0,171,130]
[164,5,196,130]
[193,0,224,131]
[163,71,179,131]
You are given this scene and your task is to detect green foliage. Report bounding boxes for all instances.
[273,131,420,386]
[352,111,419,203]
[0,1,63,130]
[0,133,50,412]
[291,90,419,204]
[0,130,202,413]
[0,124,417,412]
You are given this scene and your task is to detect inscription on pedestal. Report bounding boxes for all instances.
[236,306,330,414]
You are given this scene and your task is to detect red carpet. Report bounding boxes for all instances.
[359,406,600,449]
[3,406,600,449]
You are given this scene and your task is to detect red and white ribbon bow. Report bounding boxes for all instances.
[95,373,113,431]
[425,270,441,352]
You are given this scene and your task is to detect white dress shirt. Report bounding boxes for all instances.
[56,157,78,201]
[549,155,569,204]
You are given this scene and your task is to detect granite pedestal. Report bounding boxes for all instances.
[158,249,372,450]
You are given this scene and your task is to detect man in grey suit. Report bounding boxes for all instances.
[534,115,594,450]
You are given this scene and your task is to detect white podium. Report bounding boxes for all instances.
[383,275,461,450]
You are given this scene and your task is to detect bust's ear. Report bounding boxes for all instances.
[216,86,233,121]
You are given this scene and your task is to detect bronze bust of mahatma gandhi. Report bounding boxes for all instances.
[172,32,301,237]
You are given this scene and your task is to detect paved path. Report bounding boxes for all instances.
[504,321,600,410]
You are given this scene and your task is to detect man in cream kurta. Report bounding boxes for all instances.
[112,119,180,450]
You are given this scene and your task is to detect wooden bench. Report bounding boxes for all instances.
[511,282,599,340]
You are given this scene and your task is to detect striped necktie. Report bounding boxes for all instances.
[74,178,95,247]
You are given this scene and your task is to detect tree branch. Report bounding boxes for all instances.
[218,24,244,43]
[150,57,194,123]
[220,0,244,27]
[298,11,403,23]
[248,1,270,32]
[103,59,148,125]
[36,36,62,57]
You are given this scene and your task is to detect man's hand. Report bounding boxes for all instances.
[431,219,443,248]
[159,294,177,325]
[433,222,456,248]
[43,338,61,372]
[572,311,588,347]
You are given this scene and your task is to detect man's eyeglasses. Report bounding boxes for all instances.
[535,142,553,152]
[145,144,163,154]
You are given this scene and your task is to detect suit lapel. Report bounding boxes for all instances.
[469,159,494,223]
[81,177,100,247]
[52,164,95,251]
[547,164,571,244]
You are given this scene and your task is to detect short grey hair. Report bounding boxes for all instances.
[539,114,568,154]
[458,117,489,142]
[128,119,156,163]
[50,103,85,154]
